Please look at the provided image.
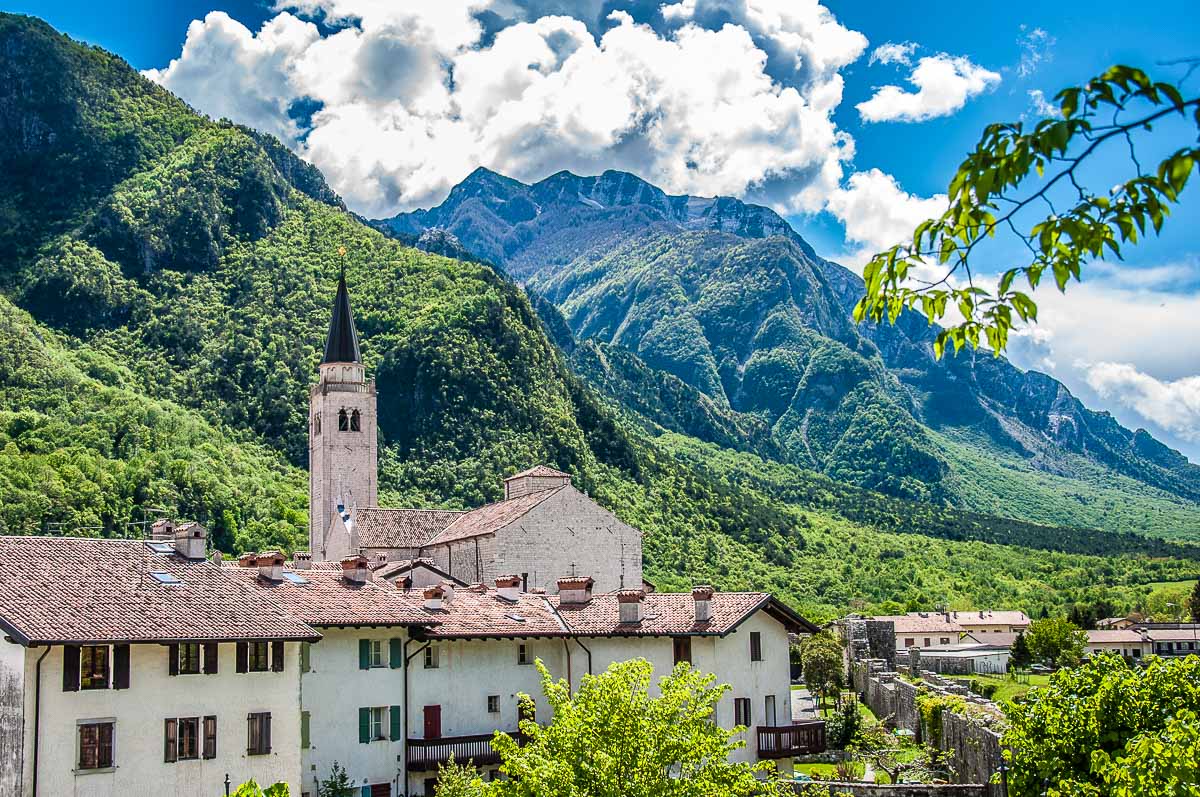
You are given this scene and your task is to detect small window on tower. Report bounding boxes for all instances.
[338,409,349,431]
[314,415,321,435]
[351,410,361,432]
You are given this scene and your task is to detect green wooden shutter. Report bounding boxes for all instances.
[389,705,402,741]
[300,642,311,673]
[389,638,402,669]
[358,639,370,670]
[361,787,370,797]
[358,707,370,744]
[301,711,310,750]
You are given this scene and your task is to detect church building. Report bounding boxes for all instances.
[308,275,643,595]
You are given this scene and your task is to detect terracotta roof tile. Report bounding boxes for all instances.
[1086,629,1148,643]
[406,590,568,638]
[505,465,571,480]
[873,615,966,635]
[0,537,319,644]
[423,487,566,546]
[224,566,436,628]
[353,508,463,549]
[550,591,771,636]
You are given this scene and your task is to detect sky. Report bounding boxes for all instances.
[11,0,1200,461]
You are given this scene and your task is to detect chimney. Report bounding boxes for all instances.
[210,551,223,565]
[341,554,371,584]
[237,552,258,568]
[557,576,594,605]
[373,552,389,571]
[173,522,207,560]
[423,584,445,611]
[495,574,522,601]
[439,580,456,605]
[502,466,572,500]
[257,550,285,582]
[617,589,645,624]
[692,585,714,624]
[150,518,175,541]
[293,551,312,571]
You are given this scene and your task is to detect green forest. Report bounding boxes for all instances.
[0,13,1196,624]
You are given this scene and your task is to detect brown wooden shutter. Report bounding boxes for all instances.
[236,642,248,673]
[263,713,272,753]
[167,644,179,676]
[62,645,80,692]
[113,645,130,690]
[164,718,177,763]
[271,640,285,672]
[202,716,217,759]
[203,643,218,675]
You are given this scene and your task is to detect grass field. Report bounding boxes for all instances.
[946,672,1051,704]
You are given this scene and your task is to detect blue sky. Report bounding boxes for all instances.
[11,0,1200,460]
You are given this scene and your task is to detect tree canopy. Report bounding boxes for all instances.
[1023,617,1087,668]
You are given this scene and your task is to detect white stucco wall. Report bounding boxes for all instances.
[0,637,25,797]
[21,641,302,797]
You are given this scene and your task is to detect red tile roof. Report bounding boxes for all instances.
[404,589,568,639]
[223,565,437,628]
[1086,629,1148,643]
[505,465,571,480]
[423,487,566,546]
[0,537,319,644]
[375,558,464,585]
[353,508,463,549]
[549,591,814,636]
[874,614,965,635]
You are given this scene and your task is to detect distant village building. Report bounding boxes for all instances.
[0,275,818,797]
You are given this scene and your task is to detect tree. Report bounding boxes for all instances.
[318,762,355,797]
[855,65,1199,357]
[435,756,488,797]
[436,658,781,797]
[851,723,952,785]
[1001,654,1200,796]
[233,782,289,797]
[1192,579,1200,623]
[799,630,844,711]
[1009,630,1032,670]
[1024,617,1087,668]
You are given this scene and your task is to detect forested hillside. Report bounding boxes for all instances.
[0,14,1195,623]
[382,168,1200,538]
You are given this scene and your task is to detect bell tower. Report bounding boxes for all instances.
[309,271,377,559]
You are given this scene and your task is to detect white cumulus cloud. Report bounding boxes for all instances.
[868,41,917,66]
[1085,363,1200,443]
[825,168,947,264]
[856,53,1001,123]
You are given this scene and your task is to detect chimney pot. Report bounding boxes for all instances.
[257,550,285,582]
[373,552,389,570]
[341,554,372,584]
[617,589,645,623]
[495,574,522,601]
[557,575,595,605]
[238,552,258,568]
[173,522,208,560]
[423,584,445,611]
[293,551,312,570]
[692,585,714,624]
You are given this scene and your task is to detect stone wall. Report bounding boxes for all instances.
[796,784,988,797]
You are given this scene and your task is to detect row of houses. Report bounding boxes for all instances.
[0,524,817,797]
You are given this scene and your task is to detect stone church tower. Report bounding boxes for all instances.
[309,272,377,559]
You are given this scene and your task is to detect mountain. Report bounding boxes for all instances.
[379,167,1200,539]
[0,14,1195,622]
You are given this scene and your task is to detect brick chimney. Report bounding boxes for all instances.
[495,574,522,601]
[617,589,645,623]
[558,576,594,605]
[150,518,175,541]
[373,552,389,571]
[341,554,371,584]
[423,584,445,611]
[503,466,572,500]
[692,585,714,624]
[293,551,312,571]
[257,550,285,581]
[173,522,207,561]
[237,552,258,568]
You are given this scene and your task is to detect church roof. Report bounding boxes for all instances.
[322,271,362,364]
[504,465,571,480]
[354,508,464,549]
[423,486,568,546]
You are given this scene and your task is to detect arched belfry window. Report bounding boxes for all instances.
[314,414,321,435]
[338,409,349,432]
[350,410,361,432]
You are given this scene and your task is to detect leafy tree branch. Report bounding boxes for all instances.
[855,65,1200,358]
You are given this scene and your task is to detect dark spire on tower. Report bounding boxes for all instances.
[322,270,362,364]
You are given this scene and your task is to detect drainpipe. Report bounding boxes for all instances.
[32,645,50,797]
[573,638,593,677]
[402,637,431,797]
[560,639,572,691]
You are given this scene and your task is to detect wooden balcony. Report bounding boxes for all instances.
[756,721,826,759]
[406,732,523,772]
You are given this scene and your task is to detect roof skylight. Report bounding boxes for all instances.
[283,572,309,585]
[149,571,181,585]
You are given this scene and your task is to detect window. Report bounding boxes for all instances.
[149,571,181,585]
[521,573,529,592]
[764,694,777,727]
[78,721,114,770]
[749,631,762,662]
[301,642,312,673]
[179,643,201,675]
[301,711,311,750]
[923,637,931,647]
[80,646,109,690]
[939,637,951,645]
[673,637,692,665]
[248,641,269,672]
[164,718,176,762]
[338,409,349,431]
[350,410,361,432]
[904,638,915,648]
[424,778,438,797]
[247,713,272,755]
[314,414,321,435]
[733,697,751,727]
[203,716,217,759]
[518,644,530,665]
[369,707,386,741]
[178,717,200,760]
[369,640,384,668]
[424,645,439,669]
[284,572,309,585]
[487,695,500,714]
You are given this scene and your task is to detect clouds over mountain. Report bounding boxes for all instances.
[856,53,1001,123]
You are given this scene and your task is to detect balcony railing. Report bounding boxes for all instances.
[406,732,524,772]
[756,721,826,759]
